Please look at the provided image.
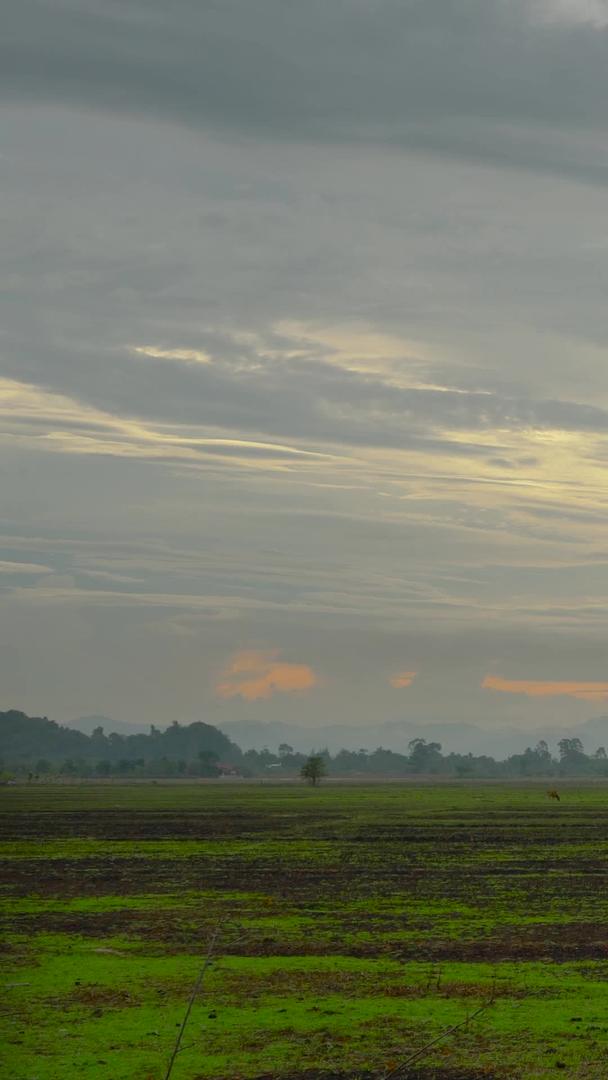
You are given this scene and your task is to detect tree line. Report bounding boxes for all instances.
[1,710,608,781]
[248,736,608,780]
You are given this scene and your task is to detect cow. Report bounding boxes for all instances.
[547,789,560,802]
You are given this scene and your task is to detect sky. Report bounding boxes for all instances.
[3,0,608,739]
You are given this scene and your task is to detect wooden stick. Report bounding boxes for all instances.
[383,1002,491,1079]
[163,926,220,1080]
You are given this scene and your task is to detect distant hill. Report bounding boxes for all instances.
[0,710,239,766]
[219,716,608,759]
[69,715,157,737]
[218,717,515,755]
[0,710,91,764]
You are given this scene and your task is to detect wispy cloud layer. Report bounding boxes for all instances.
[2,3,608,729]
[4,2,608,183]
[482,675,608,702]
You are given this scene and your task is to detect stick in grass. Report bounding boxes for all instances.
[163,926,221,1080]
[383,1001,491,1079]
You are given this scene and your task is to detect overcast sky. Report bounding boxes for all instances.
[3,0,608,736]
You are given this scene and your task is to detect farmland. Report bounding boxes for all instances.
[3,782,608,1079]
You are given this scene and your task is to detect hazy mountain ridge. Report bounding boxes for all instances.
[71,715,154,737]
[217,716,608,758]
[67,713,608,758]
[7,709,608,766]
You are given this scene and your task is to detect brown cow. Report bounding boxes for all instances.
[547,789,560,801]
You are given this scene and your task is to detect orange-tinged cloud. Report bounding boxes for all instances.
[215,650,318,701]
[390,670,417,689]
[482,675,608,703]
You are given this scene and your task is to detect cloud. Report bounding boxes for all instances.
[532,1,608,28]
[12,321,608,471]
[0,560,51,575]
[0,375,337,470]
[5,4,608,731]
[390,670,417,689]
[4,1,608,183]
[215,649,318,700]
[482,674,608,701]
[132,345,212,365]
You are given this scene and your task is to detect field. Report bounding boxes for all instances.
[3,782,608,1079]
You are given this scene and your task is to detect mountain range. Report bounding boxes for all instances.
[66,714,608,759]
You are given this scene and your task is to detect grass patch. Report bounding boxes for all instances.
[4,782,608,1077]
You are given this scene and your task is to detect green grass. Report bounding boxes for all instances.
[3,781,608,1077]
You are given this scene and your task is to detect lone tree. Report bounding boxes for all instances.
[301,754,326,786]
